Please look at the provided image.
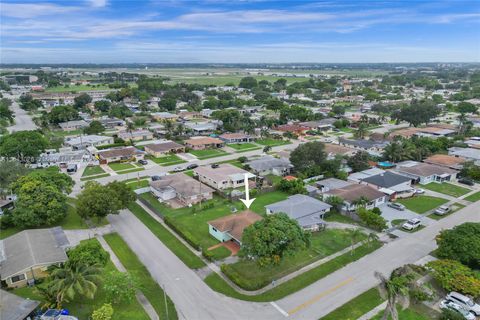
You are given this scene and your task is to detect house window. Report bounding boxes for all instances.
[212,227,217,232]
[11,274,26,283]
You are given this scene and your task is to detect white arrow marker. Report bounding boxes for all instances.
[240,173,256,209]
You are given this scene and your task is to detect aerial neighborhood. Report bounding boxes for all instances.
[0,64,479,320]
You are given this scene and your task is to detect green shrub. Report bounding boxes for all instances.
[164,216,201,250]
[67,239,109,267]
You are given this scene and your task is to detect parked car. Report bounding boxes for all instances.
[388,202,406,211]
[172,166,184,172]
[138,159,148,165]
[435,205,451,216]
[151,175,162,181]
[458,178,475,186]
[440,300,476,320]
[446,292,480,316]
[402,218,421,231]
[211,164,219,168]
[414,188,425,194]
[186,163,198,170]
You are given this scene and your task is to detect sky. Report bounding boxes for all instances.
[1,0,480,64]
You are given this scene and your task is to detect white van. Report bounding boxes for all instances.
[446,292,480,316]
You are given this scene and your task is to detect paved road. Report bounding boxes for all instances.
[109,200,480,320]
[5,93,38,133]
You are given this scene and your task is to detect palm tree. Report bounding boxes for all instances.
[383,142,404,163]
[348,228,363,255]
[260,128,270,139]
[365,232,379,247]
[354,123,368,139]
[263,145,272,153]
[375,267,413,320]
[49,262,102,308]
[352,196,369,208]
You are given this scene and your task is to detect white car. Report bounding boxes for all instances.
[172,166,184,172]
[402,218,421,231]
[414,188,425,194]
[440,300,476,320]
[446,292,480,316]
[435,205,451,216]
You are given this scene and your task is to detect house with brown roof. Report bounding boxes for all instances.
[184,136,225,150]
[149,173,214,207]
[394,161,458,185]
[276,124,310,135]
[423,154,466,170]
[193,163,255,190]
[97,146,144,164]
[208,210,262,245]
[323,184,386,212]
[219,133,253,144]
[144,141,185,157]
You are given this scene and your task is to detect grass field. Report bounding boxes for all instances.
[108,162,135,171]
[208,246,232,260]
[189,149,228,159]
[80,173,110,181]
[227,143,262,152]
[148,154,187,166]
[464,191,480,202]
[321,287,383,320]
[222,229,367,290]
[82,165,106,177]
[423,182,471,197]
[428,203,465,220]
[50,129,84,137]
[14,239,150,320]
[256,138,291,147]
[204,241,382,302]
[128,202,205,269]
[397,196,448,214]
[104,233,178,320]
[45,84,111,92]
[126,179,150,189]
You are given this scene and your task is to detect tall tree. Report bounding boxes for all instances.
[74,93,92,109]
[0,131,48,162]
[375,267,413,320]
[436,222,480,268]
[84,120,105,135]
[289,141,327,175]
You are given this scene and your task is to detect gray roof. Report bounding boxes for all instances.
[361,171,411,188]
[150,172,214,198]
[339,137,389,149]
[265,194,331,227]
[247,155,292,172]
[316,178,352,190]
[1,290,39,320]
[448,147,480,161]
[0,227,69,280]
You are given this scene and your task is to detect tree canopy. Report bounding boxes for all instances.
[436,222,480,268]
[47,105,79,124]
[239,77,258,89]
[74,93,92,109]
[289,141,328,176]
[392,100,440,127]
[84,120,105,135]
[0,131,48,162]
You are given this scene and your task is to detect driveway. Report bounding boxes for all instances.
[379,204,422,227]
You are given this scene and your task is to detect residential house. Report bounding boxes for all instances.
[151,112,179,121]
[208,210,263,245]
[219,133,253,144]
[58,120,89,131]
[37,148,88,167]
[150,173,214,207]
[316,178,352,193]
[118,129,154,142]
[1,289,40,320]
[0,227,69,288]
[395,161,458,184]
[299,118,336,131]
[265,194,332,231]
[246,155,293,176]
[201,108,214,118]
[98,117,125,129]
[144,141,185,157]
[184,136,225,150]
[338,137,389,156]
[323,184,387,212]
[348,167,385,183]
[423,154,466,170]
[64,135,114,150]
[449,147,480,164]
[184,121,219,135]
[324,143,356,159]
[193,164,255,190]
[276,124,310,135]
[359,171,413,199]
[97,146,144,164]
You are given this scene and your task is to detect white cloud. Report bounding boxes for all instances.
[1,2,80,18]
[87,0,108,8]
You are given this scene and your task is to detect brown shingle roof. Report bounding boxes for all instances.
[150,172,214,197]
[397,163,457,177]
[324,143,356,155]
[219,133,249,139]
[145,141,184,153]
[184,137,224,146]
[327,184,385,203]
[424,154,466,167]
[98,146,141,159]
[208,210,262,241]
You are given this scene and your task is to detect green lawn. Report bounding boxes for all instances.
[45,84,111,92]
[324,212,361,226]
[13,239,150,320]
[222,229,367,290]
[207,246,232,260]
[371,305,434,320]
[321,287,383,320]
[423,182,471,197]
[204,241,382,302]
[428,203,465,220]
[189,149,228,159]
[80,173,110,181]
[256,138,291,147]
[108,162,135,171]
[82,165,106,177]
[228,143,261,152]
[104,233,178,320]
[128,202,205,269]
[126,179,150,190]
[139,191,289,250]
[50,129,84,137]
[464,191,480,202]
[148,154,187,166]
[397,196,448,214]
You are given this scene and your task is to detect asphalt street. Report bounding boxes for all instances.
[5,93,38,133]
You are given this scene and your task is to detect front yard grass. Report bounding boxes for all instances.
[228,143,261,152]
[108,162,135,171]
[464,191,480,202]
[148,154,187,166]
[222,229,367,290]
[255,138,291,147]
[126,179,150,190]
[397,195,448,214]
[103,233,178,320]
[321,287,383,320]
[128,202,205,269]
[82,165,105,177]
[189,149,228,159]
[423,182,471,197]
[428,203,465,220]
[204,240,382,302]
[80,173,110,181]
[208,246,232,260]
